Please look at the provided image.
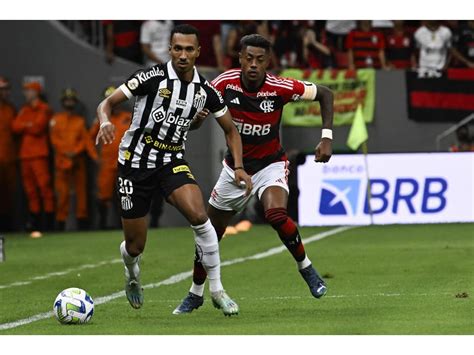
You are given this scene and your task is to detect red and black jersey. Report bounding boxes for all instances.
[345,30,385,68]
[385,31,414,69]
[212,69,316,174]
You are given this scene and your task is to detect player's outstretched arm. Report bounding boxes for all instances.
[314,84,334,163]
[216,110,253,195]
[95,88,127,145]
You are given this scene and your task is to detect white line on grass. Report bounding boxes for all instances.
[0,226,355,331]
[0,259,122,290]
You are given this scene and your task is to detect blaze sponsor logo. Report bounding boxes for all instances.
[234,122,271,136]
[256,91,277,97]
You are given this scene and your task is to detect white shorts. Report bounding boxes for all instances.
[209,160,290,212]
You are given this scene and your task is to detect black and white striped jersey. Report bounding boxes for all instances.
[118,61,228,169]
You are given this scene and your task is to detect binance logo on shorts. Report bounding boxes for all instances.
[121,195,133,211]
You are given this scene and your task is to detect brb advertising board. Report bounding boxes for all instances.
[298,152,474,226]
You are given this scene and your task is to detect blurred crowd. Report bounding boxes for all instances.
[0,78,164,235]
[95,20,474,71]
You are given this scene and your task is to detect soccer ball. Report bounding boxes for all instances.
[53,287,94,324]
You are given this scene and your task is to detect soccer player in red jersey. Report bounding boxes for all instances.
[174,34,334,314]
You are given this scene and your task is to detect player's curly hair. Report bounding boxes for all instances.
[171,24,200,44]
[240,34,271,52]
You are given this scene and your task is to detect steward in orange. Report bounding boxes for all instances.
[11,81,55,234]
[0,77,18,232]
[50,88,98,230]
[90,86,131,229]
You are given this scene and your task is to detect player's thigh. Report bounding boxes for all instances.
[255,161,290,211]
[158,160,207,225]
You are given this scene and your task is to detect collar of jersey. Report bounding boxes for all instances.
[167,61,200,83]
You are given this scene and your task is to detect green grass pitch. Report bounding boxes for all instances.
[0,223,472,335]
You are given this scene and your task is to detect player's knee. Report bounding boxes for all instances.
[189,212,209,227]
[265,207,288,229]
[127,241,145,256]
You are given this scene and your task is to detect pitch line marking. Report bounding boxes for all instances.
[0,259,122,290]
[0,226,355,331]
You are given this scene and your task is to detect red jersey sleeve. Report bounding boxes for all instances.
[274,76,318,104]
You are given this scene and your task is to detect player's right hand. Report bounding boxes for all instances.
[96,121,116,145]
[234,169,253,196]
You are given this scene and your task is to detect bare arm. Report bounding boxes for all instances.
[314,84,334,163]
[347,48,355,70]
[96,88,128,144]
[212,34,225,71]
[215,110,253,194]
[450,47,474,68]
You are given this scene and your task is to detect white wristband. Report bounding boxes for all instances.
[322,129,333,140]
[100,121,112,129]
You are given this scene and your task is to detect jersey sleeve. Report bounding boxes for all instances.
[119,68,155,98]
[281,78,318,103]
[203,81,228,118]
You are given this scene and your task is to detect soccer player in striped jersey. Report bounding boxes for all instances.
[95,24,252,316]
[174,34,334,314]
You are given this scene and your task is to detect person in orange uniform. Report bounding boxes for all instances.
[11,81,55,236]
[0,77,18,232]
[50,88,98,231]
[90,86,131,229]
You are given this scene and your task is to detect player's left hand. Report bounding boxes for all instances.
[234,169,253,196]
[96,121,116,145]
[314,138,332,163]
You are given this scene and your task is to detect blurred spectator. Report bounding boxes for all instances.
[90,86,131,230]
[226,21,277,70]
[0,77,17,232]
[140,20,173,67]
[273,21,305,69]
[226,21,259,69]
[179,20,225,71]
[451,20,474,68]
[346,20,387,70]
[302,21,333,69]
[413,21,452,71]
[449,125,474,152]
[11,82,55,235]
[221,20,238,51]
[325,20,356,51]
[50,88,98,231]
[104,20,142,64]
[385,20,416,69]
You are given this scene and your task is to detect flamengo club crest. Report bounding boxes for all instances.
[259,99,274,113]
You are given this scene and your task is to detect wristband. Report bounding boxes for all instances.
[321,129,333,140]
[234,166,244,171]
[100,121,112,129]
